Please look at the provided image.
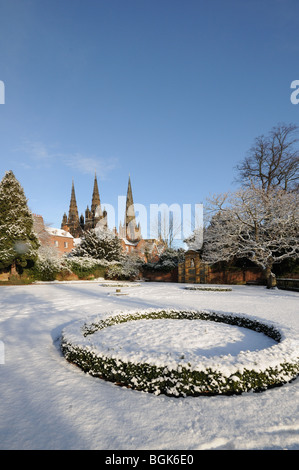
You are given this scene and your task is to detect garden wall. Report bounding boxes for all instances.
[178,250,265,285]
[142,268,178,282]
[276,278,299,292]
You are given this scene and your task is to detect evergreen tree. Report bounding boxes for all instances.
[70,226,122,262]
[0,171,40,274]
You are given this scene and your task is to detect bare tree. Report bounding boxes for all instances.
[202,185,299,288]
[151,206,182,248]
[236,123,299,192]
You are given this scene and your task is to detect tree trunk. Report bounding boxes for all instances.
[10,260,18,278]
[265,265,276,289]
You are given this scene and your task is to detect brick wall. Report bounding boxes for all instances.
[142,268,178,282]
[50,232,74,256]
[178,250,265,285]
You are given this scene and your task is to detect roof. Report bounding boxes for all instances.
[121,238,139,246]
[46,227,74,239]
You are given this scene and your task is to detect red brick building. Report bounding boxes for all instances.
[46,227,75,256]
[33,214,75,256]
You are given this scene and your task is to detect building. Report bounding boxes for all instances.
[46,227,75,256]
[61,173,165,261]
[33,214,75,256]
[61,173,107,238]
[118,175,141,242]
[117,176,165,261]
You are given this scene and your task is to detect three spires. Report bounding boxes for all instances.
[61,173,140,242]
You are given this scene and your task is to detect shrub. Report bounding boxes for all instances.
[61,309,299,397]
[70,227,122,262]
[32,248,68,281]
[66,256,107,279]
[143,248,184,273]
[106,255,142,280]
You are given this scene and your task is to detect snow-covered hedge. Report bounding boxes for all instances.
[32,251,110,281]
[61,309,299,397]
[66,256,109,279]
[184,286,232,291]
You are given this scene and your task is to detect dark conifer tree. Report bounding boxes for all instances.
[0,171,40,275]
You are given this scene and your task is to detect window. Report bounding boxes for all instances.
[190,258,195,268]
[54,240,58,247]
[64,242,68,248]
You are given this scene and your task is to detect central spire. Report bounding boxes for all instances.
[84,172,107,231]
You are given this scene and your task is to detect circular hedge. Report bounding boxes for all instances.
[60,309,299,397]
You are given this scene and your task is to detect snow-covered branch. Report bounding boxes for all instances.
[202,186,299,287]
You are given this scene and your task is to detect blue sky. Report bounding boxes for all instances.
[0,0,298,241]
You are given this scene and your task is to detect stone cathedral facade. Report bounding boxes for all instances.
[61,173,142,240]
[61,173,164,261]
[61,173,108,238]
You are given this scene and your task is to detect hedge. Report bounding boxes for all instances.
[61,309,299,397]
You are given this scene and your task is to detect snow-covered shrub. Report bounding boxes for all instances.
[143,248,184,273]
[61,309,299,397]
[70,227,122,262]
[106,255,143,280]
[33,246,70,281]
[65,256,107,279]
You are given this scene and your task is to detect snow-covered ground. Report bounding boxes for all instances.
[0,281,298,450]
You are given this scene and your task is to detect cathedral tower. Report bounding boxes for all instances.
[62,173,108,237]
[119,175,141,242]
[84,172,107,231]
[61,180,82,237]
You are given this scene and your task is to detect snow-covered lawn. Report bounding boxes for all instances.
[0,281,298,450]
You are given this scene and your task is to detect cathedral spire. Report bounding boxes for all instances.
[63,179,81,237]
[84,172,106,231]
[91,171,101,215]
[125,174,141,242]
[68,180,79,222]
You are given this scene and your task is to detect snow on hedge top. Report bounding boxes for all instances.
[61,308,299,376]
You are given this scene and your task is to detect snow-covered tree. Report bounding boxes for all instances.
[143,247,185,272]
[0,170,40,275]
[184,227,203,251]
[70,226,122,262]
[106,254,143,280]
[202,185,299,288]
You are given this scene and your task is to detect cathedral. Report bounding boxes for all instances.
[61,173,141,243]
[118,175,141,242]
